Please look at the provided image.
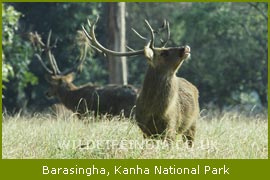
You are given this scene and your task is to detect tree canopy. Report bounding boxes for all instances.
[2,2,267,112]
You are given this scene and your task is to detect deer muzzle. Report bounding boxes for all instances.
[183,45,191,59]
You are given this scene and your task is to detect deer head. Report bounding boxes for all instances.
[44,73,75,98]
[82,17,190,75]
[32,31,86,98]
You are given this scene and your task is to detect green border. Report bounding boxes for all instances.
[1,1,269,179]
[1,159,270,179]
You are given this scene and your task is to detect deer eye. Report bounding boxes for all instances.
[160,51,169,57]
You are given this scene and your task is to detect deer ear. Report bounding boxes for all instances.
[144,46,154,61]
[64,73,75,83]
[47,75,61,85]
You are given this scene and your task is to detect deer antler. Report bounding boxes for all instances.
[144,20,155,49]
[82,17,172,56]
[46,30,61,75]
[82,17,145,57]
[34,54,54,74]
[31,30,60,75]
[131,28,147,41]
[159,20,170,47]
[32,31,86,76]
[131,19,170,49]
[145,19,170,48]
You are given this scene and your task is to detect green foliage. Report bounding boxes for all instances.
[2,4,19,88]
[2,2,267,112]
[3,3,104,111]
[2,62,14,89]
[172,3,267,107]
[2,4,38,107]
[2,4,21,46]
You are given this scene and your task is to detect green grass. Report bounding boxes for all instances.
[2,110,268,159]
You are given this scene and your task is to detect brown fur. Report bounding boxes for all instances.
[135,46,199,146]
[46,74,137,118]
[82,18,199,145]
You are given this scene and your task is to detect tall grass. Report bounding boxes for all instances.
[2,109,268,159]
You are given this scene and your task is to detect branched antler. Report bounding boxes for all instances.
[159,20,170,47]
[31,31,86,76]
[131,19,170,49]
[82,17,171,57]
[82,17,144,57]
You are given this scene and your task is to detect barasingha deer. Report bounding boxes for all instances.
[82,18,199,146]
[32,31,137,118]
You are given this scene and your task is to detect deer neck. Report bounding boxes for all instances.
[140,66,178,113]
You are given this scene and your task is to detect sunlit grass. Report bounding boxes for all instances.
[2,109,268,159]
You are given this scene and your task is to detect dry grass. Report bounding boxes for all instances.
[2,109,268,159]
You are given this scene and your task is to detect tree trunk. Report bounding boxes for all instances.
[107,2,127,85]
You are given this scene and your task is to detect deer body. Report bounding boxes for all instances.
[136,66,199,142]
[95,84,137,117]
[47,78,137,118]
[133,45,199,145]
[82,18,199,145]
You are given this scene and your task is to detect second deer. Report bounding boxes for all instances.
[32,31,137,119]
